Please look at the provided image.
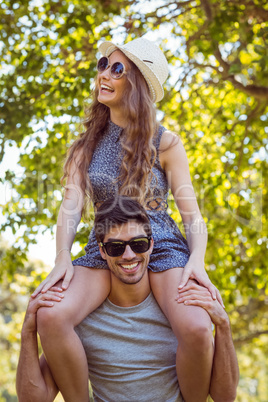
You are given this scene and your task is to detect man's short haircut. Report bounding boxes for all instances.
[94,196,152,243]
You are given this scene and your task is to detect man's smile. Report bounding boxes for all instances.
[119,261,141,272]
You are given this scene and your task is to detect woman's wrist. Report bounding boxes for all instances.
[55,248,71,262]
[187,253,205,267]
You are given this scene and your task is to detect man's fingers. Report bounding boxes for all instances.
[184,299,206,306]
[37,299,54,307]
[178,281,201,294]
[41,280,56,294]
[41,274,64,293]
[43,291,64,301]
[28,297,54,314]
[177,287,209,298]
[30,292,64,312]
[31,282,46,298]
[50,286,63,292]
[177,292,211,303]
[183,299,216,312]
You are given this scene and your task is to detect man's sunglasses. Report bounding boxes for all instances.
[97,56,126,80]
[100,236,151,257]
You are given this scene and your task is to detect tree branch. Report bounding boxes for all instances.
[190,61,219,72]
[227,78,268,100]
[186,20,210,57]
[200,0,213,20]
[234,330,268,348]
[198,0,268,101]
[226,0,268,22]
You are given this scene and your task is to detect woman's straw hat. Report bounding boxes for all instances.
[98,37,169,103]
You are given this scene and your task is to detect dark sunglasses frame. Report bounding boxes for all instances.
[100,236,152,257]
[97,56,127,79]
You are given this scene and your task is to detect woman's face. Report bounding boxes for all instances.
[97,50,130,112]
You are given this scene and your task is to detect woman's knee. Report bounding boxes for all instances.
[173,308,213,348]
[37,304,70,337]
[186,318,213,348]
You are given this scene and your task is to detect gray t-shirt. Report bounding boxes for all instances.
[75,292,183,402]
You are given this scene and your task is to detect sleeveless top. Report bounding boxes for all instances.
[72,120,190,272]
[89,120,169,208]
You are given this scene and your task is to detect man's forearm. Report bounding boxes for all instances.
[16,330,57,402]
[209,320,239,401]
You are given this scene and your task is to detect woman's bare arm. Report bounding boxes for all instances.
[160,132,222,304]
[32,157,85,296]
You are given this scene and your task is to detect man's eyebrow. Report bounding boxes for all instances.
[105,235,146,242]
[106,238,124,242]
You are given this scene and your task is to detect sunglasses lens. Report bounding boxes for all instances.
[105,238,150,257]
[106,242,125,257]
[97,57,109,72]
[130,238,150,253]
[111,62,124,79]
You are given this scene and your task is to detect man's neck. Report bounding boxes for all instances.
[108,275,151,307]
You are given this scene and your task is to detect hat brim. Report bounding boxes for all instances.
[98,41,164,103]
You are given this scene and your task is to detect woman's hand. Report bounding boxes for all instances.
[178,261,224,308]
[31,256,74,298]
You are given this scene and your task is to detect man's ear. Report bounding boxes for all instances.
[149,237,154,255]
[99,244,107,260]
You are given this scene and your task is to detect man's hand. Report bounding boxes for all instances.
[176,282,229,327]
[178,262,225,308]
[23,287,64,334]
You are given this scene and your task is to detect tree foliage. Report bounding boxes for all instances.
[0,0,267,399]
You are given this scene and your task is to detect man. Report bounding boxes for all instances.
[16,197,239,402]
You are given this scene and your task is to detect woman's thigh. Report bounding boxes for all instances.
[149,268,212,339]
[40,266,111,326]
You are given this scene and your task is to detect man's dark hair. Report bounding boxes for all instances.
[94,196,152,243]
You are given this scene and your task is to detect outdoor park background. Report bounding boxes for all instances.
[0,0,267,400]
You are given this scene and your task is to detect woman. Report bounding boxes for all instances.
[34,38,222,402]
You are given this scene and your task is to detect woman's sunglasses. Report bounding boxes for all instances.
[97,56,126,80]
[100,236,151,257]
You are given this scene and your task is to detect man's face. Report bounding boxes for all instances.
[99,220,153,285]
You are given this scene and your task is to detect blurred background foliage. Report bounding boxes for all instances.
[0,0,267,400]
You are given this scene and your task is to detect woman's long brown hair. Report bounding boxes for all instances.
[61,56,158,209]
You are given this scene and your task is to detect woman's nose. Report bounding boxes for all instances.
[99,66,110,79]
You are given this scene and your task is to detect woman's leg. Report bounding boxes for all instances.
[37,266,110,402]
[149,268,214,402]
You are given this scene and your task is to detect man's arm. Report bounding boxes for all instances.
[209,314,239,401]
[16,289,62,402]
[177,283,239,401]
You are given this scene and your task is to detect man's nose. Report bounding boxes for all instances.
[121,245,136,260]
